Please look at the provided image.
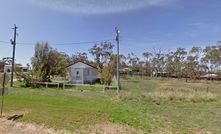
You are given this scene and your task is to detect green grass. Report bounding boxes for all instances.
[1,78,221,133]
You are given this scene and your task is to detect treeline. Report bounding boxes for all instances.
[63,42,221,80]
[15,41,221,86]
[66,43,221,80]
[120,45,221,80]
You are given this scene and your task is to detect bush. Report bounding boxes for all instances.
[16,71,41,88]
[100,65,114,85]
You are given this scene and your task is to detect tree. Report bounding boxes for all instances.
[70,52,88,63]
[173,48,187,78]
[165,51,175,78]
[202,45,221,73]
[143,52,152,76]
[100,55,117,85]
[31,42,68,82]
[184,47,202,81]
[89,41,114,72]
[119,54,127,69]
[127,53,140,73]
[151,49,166,77]
[89,41,115,85]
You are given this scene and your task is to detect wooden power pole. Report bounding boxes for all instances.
[115,27,120,93]
[10,24,18,87]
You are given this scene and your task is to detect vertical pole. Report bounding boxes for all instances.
[10,24,18,87]
[1,73,6,117]
[115,27,120,93]
[1,95,4,117]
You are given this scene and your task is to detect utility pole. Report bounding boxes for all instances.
[115,27,120,93]
[10,24,18,87]
[1,73,7,117]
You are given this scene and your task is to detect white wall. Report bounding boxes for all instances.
[68,62,98,84]
[4,65,12,73]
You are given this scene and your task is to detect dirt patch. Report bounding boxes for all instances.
[0,119,212,134]
[76,123,144,134]
[0,118,65,134]
[151,127,212,134]
[0,119,144,134]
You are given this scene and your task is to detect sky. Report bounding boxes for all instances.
[0,0,221,66]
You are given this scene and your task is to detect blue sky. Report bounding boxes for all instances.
[0,0,221,66]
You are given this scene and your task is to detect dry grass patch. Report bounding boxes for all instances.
[75,123,144,134]
[148,86,216,102]
[151,126,212,134]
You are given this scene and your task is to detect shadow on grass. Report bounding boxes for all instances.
[7,114,24,121]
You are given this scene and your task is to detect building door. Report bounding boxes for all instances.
[73,68,83,84]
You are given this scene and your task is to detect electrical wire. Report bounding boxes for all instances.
[0,39,115,46]
[0,41,10,44]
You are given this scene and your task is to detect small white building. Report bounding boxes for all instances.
[67,61,99,84]
[3,65,29,73]
[4,65,12,73]
[200,74,218,78]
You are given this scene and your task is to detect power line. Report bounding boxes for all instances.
[0,39,115,46]
[0,41,10,44]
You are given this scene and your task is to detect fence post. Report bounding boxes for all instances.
[63,83,65,89]
[1,73,7,117]
[45,82,48,88]
[103,85,105,93]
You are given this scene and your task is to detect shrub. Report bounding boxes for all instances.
[16,71,41,88]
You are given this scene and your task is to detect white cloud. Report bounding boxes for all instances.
[28,0,175,14]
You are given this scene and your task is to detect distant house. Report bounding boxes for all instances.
[67,61,99,84]
[3,65,29,73]
[200,74,218,79]
[4,65,12,72]
[120,67,132,74]
[153,71,170,77]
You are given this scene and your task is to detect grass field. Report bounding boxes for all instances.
[1,78,221,133]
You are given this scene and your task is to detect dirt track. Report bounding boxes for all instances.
[0,118,59,134]
[0,118,144,134]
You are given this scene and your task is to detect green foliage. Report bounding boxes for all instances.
[89,41,115,85]
[15,71,41,87]
[127,53,140,72]
[67,52,88,64]
[89,41,114,70]
[31,42,68,82]
[0,73,10,86]
[100,55,116,85]
[100,65,114,85]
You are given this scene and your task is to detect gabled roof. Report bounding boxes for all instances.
[66,60,98,69]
